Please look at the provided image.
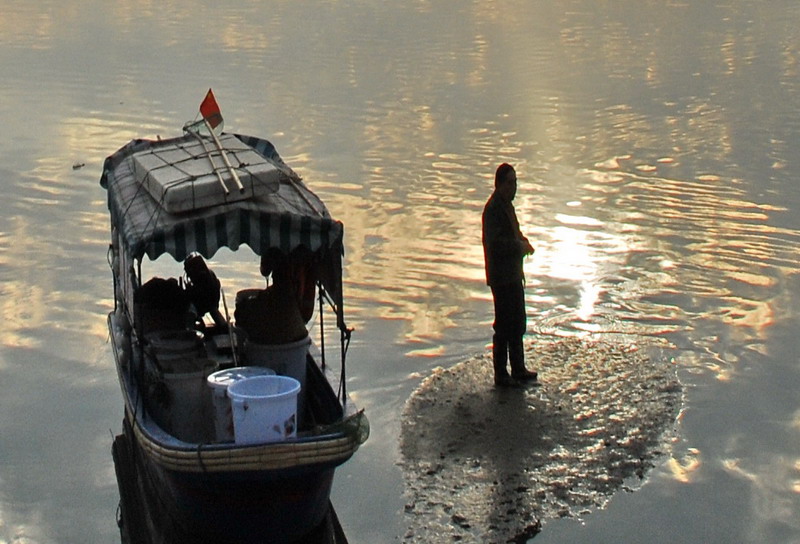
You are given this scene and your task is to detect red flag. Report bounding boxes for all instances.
[199,89,223,129]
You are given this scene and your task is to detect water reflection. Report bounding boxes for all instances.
[0,154,112,358]
[512,160,800,380]
[0,0,799,542]
[666,447,702,484]
[721,454,800,538]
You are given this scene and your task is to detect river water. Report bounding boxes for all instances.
[1,1,799,542]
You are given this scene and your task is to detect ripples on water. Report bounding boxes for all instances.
[1,1,800,543]
[528,162,800,353]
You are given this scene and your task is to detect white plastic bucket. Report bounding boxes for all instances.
[150,359,217,443]
[244,335,310,389]
[145,330,204,373]
[228,375,301,445]
[206,366,276,442]
[245,335,310,423]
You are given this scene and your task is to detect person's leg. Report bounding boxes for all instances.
[504,281,537,381]
[509,334,537,381]
[492,284,518,386]
[492,333,511,380]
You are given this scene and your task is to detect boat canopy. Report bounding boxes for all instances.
[100,133,346,325]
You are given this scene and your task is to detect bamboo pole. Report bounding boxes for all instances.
[189,130,229,195]
[203,118,245,193]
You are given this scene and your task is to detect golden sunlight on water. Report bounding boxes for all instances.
[0,111,132,362]
[298,113,800,378]
[508,158,800,378]
[0,214,52,350]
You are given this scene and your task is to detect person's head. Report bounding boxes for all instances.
[260,248,290,284]
[494,163,517,200]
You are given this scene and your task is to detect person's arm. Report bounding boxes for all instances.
[520,236,535,256]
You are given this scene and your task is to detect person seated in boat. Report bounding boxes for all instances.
[284,246,318,323]
[135,276,190,334]
[234,249,308,345]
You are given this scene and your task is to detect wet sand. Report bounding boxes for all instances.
[400,337,682,543]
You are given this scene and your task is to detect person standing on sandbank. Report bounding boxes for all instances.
[482,163,538,387]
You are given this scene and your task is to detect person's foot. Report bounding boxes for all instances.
[512,369,538,382]
[494,375,521,388]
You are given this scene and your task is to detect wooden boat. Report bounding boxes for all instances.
[101,95,368,543]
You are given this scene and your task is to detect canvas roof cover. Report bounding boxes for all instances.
[100,133,344,263]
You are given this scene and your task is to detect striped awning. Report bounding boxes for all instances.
[101,134,344,263]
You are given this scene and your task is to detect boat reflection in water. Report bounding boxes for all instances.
[101,93,368,544]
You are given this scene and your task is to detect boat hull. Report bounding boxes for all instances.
[116,418,349,544]
[127,423,334,542]
[109,313,366,543]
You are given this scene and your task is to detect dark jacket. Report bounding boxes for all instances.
[482,191,528,287]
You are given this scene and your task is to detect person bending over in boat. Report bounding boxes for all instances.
[184,253,227,330]
[482,163,538,387]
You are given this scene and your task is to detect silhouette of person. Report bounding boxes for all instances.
[482,163,537,386]
[235,249,308,345]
